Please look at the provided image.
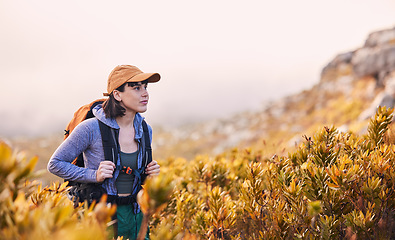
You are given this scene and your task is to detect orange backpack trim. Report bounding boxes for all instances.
[64,99,107,140]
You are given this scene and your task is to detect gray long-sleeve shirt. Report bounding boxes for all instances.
[47,104,152,204]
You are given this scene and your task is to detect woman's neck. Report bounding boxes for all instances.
[116,111,136,128]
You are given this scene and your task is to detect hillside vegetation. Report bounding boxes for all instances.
[149,106,395,239]
[1,107,395,239]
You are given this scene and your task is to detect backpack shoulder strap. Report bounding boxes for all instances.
[98,120,117,163]
[142,120,152,167]
[140,120,152,184]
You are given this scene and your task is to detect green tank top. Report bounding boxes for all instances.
[116,150,139,194]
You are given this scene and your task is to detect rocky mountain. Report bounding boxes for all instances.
[153,27,395,160]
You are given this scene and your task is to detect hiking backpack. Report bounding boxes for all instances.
[64,99,152,205]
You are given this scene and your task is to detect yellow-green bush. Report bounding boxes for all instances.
[0,142,116,240]
[2,106,395,240]
[151,106,395,239]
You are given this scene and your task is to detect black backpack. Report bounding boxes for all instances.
[64,99,152,206]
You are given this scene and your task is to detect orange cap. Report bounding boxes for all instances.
[103,65,160,96]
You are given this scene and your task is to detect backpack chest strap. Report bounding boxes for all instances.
[118,165,144,179]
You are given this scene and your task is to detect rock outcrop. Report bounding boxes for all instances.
[323,27,395,83]
[321,27,395,119]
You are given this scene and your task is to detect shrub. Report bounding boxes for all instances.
[152,106,395,239]
[3,106,395,240]
[0,142,116,240]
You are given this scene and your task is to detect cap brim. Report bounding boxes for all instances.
[127,72,161,83]
[103,72,161,96]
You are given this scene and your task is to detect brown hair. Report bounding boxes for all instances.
[102,80,148,119]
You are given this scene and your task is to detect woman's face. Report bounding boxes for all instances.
[114,81,149,114]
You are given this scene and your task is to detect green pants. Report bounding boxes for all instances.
[116,205,149,240]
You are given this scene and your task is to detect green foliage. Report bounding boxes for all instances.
[0,142,117,240]
[366,106,394,148]
[137,174,175,240]
[3,106,395,239]
[151,106,395,239]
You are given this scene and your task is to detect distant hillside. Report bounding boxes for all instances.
[153,27,395,160]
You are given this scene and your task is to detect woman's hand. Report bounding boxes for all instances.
[96,161,116,182]
[145,160,160,176]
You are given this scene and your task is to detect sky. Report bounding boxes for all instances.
[0,0,394,137]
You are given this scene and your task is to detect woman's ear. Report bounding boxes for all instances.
[113,90,122,102]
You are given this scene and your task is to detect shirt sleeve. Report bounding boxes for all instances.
[47,120,98,183]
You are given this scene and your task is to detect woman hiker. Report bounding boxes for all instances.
[47,65,161,239]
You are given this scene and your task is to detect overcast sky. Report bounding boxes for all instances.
[0,0,394,137]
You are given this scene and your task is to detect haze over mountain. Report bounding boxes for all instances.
[153,27,395,159]
[1,1,394,138]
